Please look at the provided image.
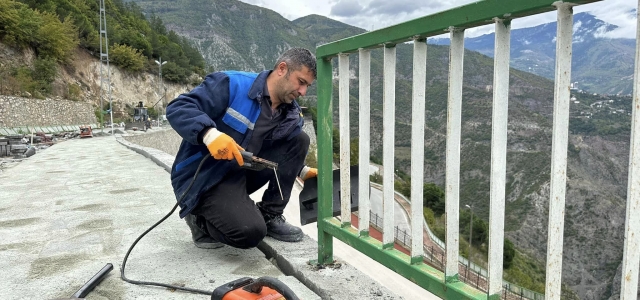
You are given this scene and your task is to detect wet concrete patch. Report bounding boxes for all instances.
[0,217,40,228]
[108,188,139,194]
[231,258,282,277]
[0,241,43,252]
[28,254,90,279]
[72,204,106,212]
[101,233,121,255]
[76,219,113,230]
[88,276,126,299]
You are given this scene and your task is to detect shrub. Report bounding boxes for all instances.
[423,183,445,216]
[370,172,382,184]
[503,238,515,269]
[305,144,318,168]
[13,66,36,94]
[67,83,81,100]
[110,43,145,72]
[33,57,56,83]
[160,61,187,82]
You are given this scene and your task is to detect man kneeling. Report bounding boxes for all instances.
[166,48,318,249]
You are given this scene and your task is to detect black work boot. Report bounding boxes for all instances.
[262,213,304,242]
[185,214,224,249]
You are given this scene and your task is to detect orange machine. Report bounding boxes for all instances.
[79,125,93,138]
[211,277,297,300]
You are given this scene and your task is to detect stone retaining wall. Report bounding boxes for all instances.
[0,95,96,128]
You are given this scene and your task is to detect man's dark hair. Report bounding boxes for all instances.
[274,47,317,79]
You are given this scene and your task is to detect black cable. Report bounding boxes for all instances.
[120,153,214,295]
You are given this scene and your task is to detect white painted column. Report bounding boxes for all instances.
[488,18,510,296]
[383,45,396,247]
[411,39,427,260]
[339,53,351,225]
[545,4,573,299]
[620,1,640,299]
[445,28,464,278]
[358,48,372,235]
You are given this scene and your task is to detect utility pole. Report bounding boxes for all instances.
[465,204,474,280]
[99,0,113,134]
[154,58,167,127]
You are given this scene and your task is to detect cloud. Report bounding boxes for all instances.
[364,0,444,16]
[580,4,637,39]
[330,0,364,17]
[241,0,636,40]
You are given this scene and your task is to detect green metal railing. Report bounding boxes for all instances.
[309,0,640,299]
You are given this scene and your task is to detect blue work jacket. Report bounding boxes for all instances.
[166,70,304,218]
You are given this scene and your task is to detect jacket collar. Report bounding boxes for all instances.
[248,70,272,100]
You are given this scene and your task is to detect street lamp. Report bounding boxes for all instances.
[154,58,167,127]
[465,204,474,280]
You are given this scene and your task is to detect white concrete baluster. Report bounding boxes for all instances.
[446,28,465,278]
[358,48,372,235]
[383,45,396,247]
[620,1,640,299]
[411,38,427,260]
[488,18,510,296]
[545,4,573,299]
[339,53,351,225]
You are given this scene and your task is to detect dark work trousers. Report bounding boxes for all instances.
[191,132,310,249]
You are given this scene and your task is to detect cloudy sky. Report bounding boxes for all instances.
[239,0,636,39]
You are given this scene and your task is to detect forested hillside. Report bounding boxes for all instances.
[0,0,206,98]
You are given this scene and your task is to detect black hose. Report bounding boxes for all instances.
[120,154,299,299]
[120,154,214,295]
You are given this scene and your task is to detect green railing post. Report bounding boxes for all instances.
[316,56,334,265]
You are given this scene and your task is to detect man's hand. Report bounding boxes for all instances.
[203,128,244,166]
[299,166,317,181]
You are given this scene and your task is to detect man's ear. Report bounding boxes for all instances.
[276,62,288,76]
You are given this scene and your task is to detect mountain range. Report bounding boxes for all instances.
[430,12,636,95]
[124,1,636,299]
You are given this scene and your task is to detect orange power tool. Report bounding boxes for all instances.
[211,276,299,300]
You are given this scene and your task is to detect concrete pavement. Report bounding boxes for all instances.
[0,131,409,300]
[0,136,317,299]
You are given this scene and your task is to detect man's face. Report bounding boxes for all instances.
[274,64,315,105]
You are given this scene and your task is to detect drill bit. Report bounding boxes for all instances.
[273,168,284,201]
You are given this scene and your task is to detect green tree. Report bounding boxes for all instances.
[370,172,382,184]
[349,138,359,165]
[423,183,445,216]
[110,43,145,72]
[503,238,515,269]
[0,2,78,62]
[13,66,36,94]
[394,179,410,198]
[34,13,78,62]
[12,0,205,84]
[161,61,187,82]
[32,57,57,93]
[33,57,56,83]
[0,1,41,49]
